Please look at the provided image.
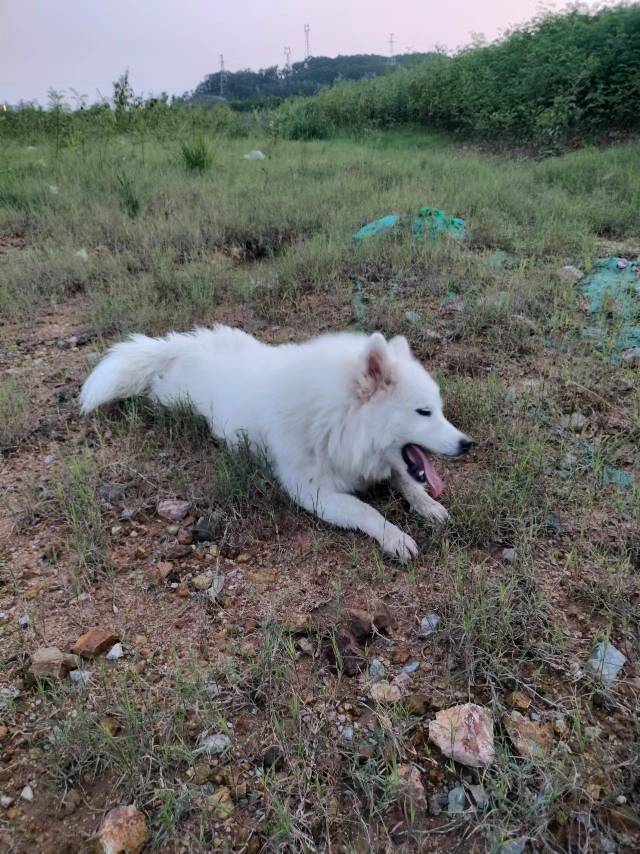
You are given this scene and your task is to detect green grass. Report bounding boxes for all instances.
[0,377,30,451]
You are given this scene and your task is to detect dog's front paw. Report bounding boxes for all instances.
[413,498,449,524]
[381,525,418,560]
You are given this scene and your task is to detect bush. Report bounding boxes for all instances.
[180,135,213,172]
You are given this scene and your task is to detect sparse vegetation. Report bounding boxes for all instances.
[1,42,639,851]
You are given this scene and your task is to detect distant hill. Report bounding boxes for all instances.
[189,53,436,105]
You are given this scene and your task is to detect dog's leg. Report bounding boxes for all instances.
[286,483,418,559]
[391,469,450,523]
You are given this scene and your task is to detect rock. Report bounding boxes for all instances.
[401,660,420,674]
[19,613,30,628]
[153,562,173,581]
[428,793,444,816]
[176,528,193,545]
[92,804,149,854]
[621,347,640,367]
[396,764,426,809]
[192,572,213,591]
[447,785,467,813]
[406,693,429,716]
[204,678,221,698]
[192,512,225,542]
[156,499,190,522]
[346,601,393,638]
[174,583,189,597]
[499,838,527,854]
[205,576,225,603]
[467,784,489,810]
[418,612,440,639]
[206,786,234,819]
[340,725,354,742]
[404,310,422,323]
[370,681,402,703]
[194,733,231,756]
[501,547,517,563]
[243,149,266,160]
[69,669,91,687]
[61,788,82,815]
[1,795,14,808]
[326,628,363,677]
[560,412,587,431]
[21,785,34,802]
[283,612,313,634]
[98,483,128,504]
[73,628,120,658]
[391,646,411,665]
[106,643,124,661]
[30,647,79,679]
[429,703,495,768]
[586,640,626,684]
[503,711,554,759]
[0,724,7,740]
[262,746,285,770]
[75,248,89,261]
[505,690,531,712]
[297,638,314,656]
[0,686,21,709]
[368,658,385,682]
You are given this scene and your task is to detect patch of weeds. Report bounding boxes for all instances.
[181,136,213,173]
[115,171,141,218]
[0,377,30,451]
[54,448,110,577]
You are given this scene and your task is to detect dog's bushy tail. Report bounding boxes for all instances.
[79,333,176,414]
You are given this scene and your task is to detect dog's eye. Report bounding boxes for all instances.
[416,408,432,417]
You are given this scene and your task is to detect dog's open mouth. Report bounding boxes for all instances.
[402,443,444,499]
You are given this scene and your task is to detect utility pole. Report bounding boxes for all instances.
[304,24,311,60]
[388,33,395,64]
[284,46,291,68]
[219,53,225,97]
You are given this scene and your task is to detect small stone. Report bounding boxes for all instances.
[369,658,385,682]
[499,838,527,854]
[19,614,30,628]
[561,265,582,282]
[429,703,495,768]
[93,804,149,854]
[206,787,234,819]
[177,528,193,545]
[391,646,411,665]
[175,583,189,597]
[406,693,428,715]
[447,785,467,813]
[75,248,89,261]
[467,784,489,810]
[62,788,82,815]
[428,794,443,816]
[297,638,314,656]
[99,716,121,736]
[560,412,587,432]
[553,717,569,738]
[370,681,402,703]
[621,347,640,367]
[1,795,14,808]
[418,612,440,639]
[134,546,147,560]
[586,640,626,684]
[30,647,79,679]
[156,499,190,521]
[204,678,221,698]
[106,643,124,661]
[340,725,354,742]
[503,711,554,759]
[154,561,173,581]
[194,733,231,756]
[396,764,426,809]
[505,690,531,712]
[72,628,120,658]
[263,746,285,770]
[21,786,34,802]
[401,660,420,674]
[206,575,225,602]
[0,724,7,740]
[501,547,517,563]
[69,669,91,687]
[0,686,20,709]
[192,512,224,542]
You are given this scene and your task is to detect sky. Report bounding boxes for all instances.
[1,0,605,105]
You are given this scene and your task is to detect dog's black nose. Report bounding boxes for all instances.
[458,437,473,455]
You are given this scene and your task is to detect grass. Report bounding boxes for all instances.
[0,377,30,451]
[1,126,639,851]
[181,135,214,173]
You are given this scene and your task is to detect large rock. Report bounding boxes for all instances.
[30,647,79,679]
[92,805,149,854]
[72,628,120,658]
[157,499,190,522]
[428,703,495,768]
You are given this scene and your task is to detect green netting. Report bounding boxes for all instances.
[577,258,640,353]
[354,207,465,242]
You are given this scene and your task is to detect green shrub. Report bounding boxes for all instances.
[180,135,213,172]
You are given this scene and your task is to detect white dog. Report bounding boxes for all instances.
[80,327,471,558]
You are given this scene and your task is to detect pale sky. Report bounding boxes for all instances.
[1,0,606,105]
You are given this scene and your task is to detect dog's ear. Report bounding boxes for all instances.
[357,333,395,398]
[389,335,411,359]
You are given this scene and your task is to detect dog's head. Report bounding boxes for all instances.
[354,332,472,497]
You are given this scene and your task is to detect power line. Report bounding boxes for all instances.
[284,46,291,68]
[304,24,311,60]
[219,53,225,97]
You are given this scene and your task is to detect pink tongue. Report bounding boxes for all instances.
[423,455,444,499]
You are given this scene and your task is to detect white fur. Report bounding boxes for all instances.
[80,326,469,558]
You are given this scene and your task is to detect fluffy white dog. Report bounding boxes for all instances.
[80,327,472,558]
